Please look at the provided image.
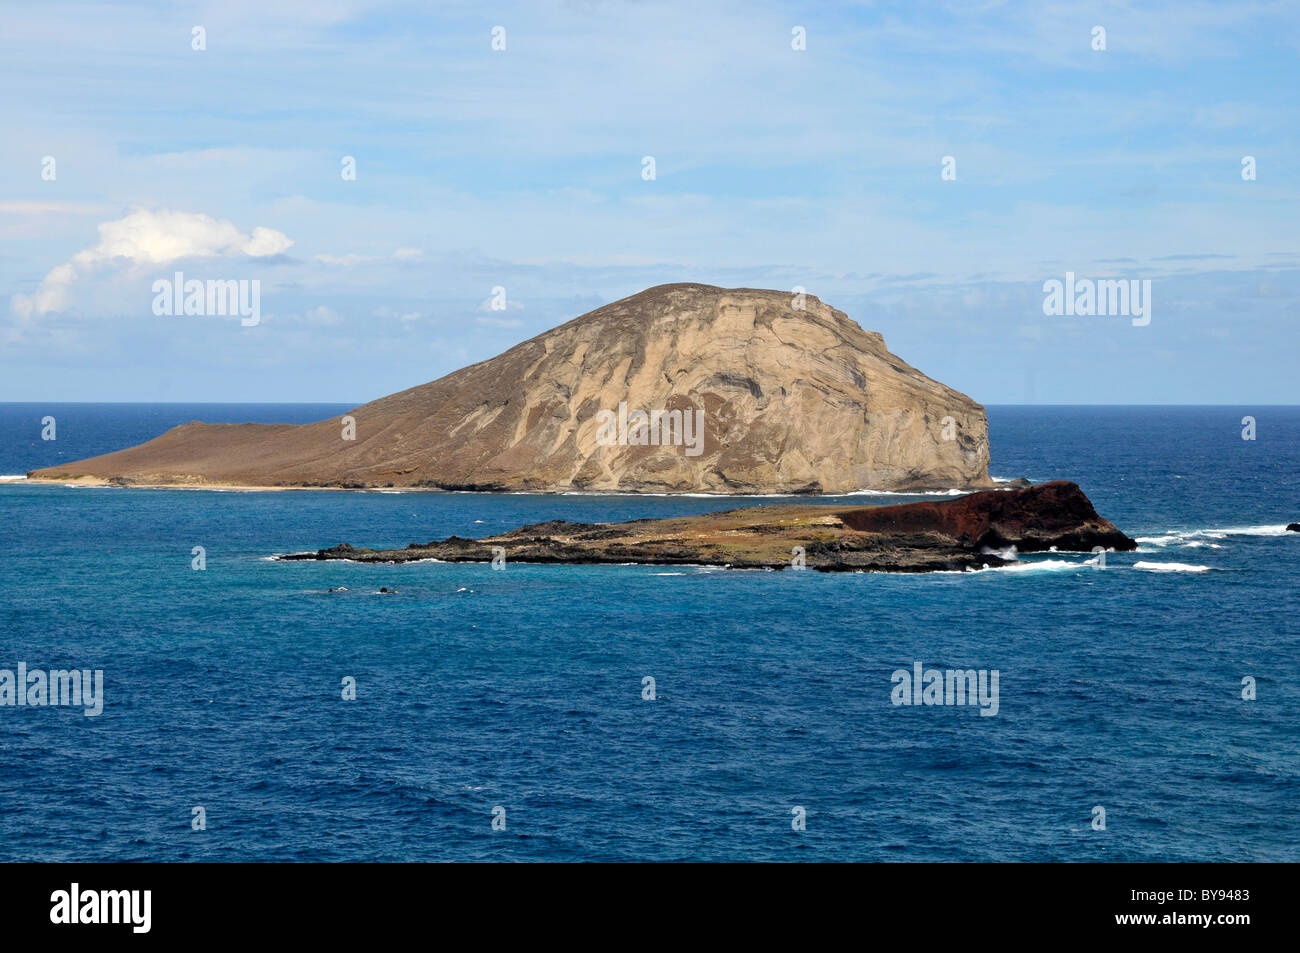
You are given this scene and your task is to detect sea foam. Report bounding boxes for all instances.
[1135,525,1289,548]
[1133,561,1211,573]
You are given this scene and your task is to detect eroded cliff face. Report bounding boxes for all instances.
[28,283,993,494]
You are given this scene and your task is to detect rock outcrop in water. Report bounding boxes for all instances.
[27,283,993,494]
[277,481,1136,573]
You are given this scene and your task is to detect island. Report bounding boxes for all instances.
[28,283,995,495]
[276,481,1137,573]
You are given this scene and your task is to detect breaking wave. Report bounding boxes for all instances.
[1133,561,1211,573]
[1135,525,1290,549]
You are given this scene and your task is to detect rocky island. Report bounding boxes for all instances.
[277,481,1137,573]
[28,283,993,495]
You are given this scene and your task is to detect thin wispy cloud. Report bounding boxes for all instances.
[0,0,1296,401]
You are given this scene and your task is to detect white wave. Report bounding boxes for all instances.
[552,487,977,499]
[926,556,1096,575]
[1135,534,1185,547]
[1136,525,1288,548]
[842,487,968,497]
[1135,537,1223,550]
[0,475,27,481]
[996,558,1095,573]
[554,490,799,498]
[1133,561,1211,573]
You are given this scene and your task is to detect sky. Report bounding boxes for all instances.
[1,0,1297,404]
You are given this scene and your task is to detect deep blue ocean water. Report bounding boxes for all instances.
[0,403,1296,861]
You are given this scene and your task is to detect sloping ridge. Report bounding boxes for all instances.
[28,283,994,494]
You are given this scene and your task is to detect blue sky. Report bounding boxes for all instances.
[1,0,1297,403]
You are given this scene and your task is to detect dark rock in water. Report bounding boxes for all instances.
[275,481,1135,573]
[295,543,366,560]
[1287,523,1300,532]
[835,480,1135,553]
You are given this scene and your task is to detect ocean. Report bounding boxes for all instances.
[0,403,1296,861]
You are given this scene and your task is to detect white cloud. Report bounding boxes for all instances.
[477,296,524,312]
[475,315,525,329]
[0,200,114,216]
[315,253,377,267]
[11,208,292,318]
[315,247,425,267]
[263,304,346,326]
[302,305,343,325]
[371,305,424,324]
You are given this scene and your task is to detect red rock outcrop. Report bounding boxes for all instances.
[836,481,1136,552]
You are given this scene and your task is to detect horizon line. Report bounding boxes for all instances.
[1,401,1296,408]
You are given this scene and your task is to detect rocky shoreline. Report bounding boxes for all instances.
[276,481,1136,573]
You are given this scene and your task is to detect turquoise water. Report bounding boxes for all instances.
[0,404,1297,860]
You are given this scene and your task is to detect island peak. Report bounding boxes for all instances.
[29,284,993,495]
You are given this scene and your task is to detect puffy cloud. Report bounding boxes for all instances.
[11,208,292,318]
